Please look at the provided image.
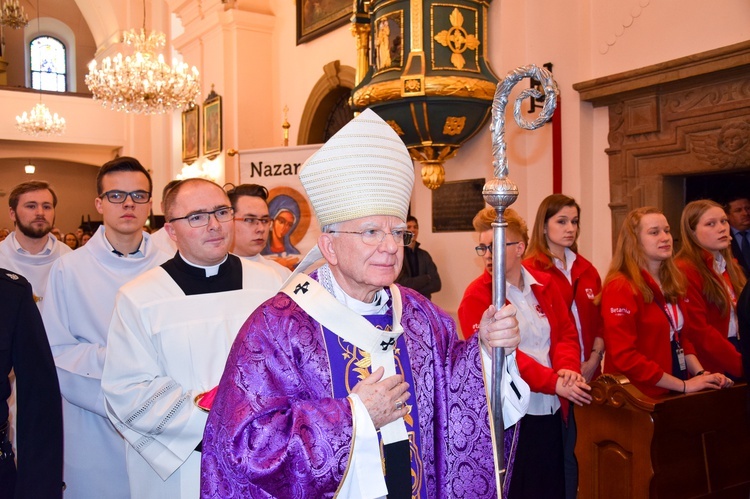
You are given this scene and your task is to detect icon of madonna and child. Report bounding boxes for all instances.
[261,187,318,270]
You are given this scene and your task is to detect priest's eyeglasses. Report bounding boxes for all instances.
[475,241,520,256]
[328,229,414,246]
[169,207,235,228]
[234,216,272,226]
[99,190,152,204]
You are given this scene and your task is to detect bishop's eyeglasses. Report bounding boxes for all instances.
[475,241,520,256]
[169,207,234,228]
[328,229,414,246]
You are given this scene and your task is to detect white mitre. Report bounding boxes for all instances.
[289,108,415,278]
[299,108,414,228]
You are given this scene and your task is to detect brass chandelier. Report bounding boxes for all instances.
[85,2,200,114]
[0,0,29,29]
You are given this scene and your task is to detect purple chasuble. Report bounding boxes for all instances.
[200,274,519,498]
[321,314,428,497]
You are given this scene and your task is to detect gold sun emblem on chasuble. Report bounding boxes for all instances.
[433,8,480,70]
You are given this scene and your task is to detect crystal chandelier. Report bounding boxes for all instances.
[16,101,66,135]
[85,28,201,114]
[0,0,29,29]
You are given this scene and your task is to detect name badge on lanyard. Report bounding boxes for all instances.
[665,303,686,372]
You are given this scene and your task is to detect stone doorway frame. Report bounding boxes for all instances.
[574,41,750,247]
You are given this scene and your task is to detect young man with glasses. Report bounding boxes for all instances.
[42,157,172,499]
[226,183,291,279]
[101,178,284,498]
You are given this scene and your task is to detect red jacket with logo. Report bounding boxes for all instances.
[676,254,743,378]
[602,271,696,398]
[458,265,582,419]
[524,252,604,378]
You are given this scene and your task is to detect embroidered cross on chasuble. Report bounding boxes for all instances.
[283,273,427,498]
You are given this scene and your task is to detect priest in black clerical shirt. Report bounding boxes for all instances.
[101,178,284,499]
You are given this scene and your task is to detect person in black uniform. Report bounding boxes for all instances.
[0,269,63,499]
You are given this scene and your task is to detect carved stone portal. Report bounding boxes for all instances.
[574,41,750,247]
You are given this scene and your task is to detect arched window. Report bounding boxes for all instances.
[30,36,66,92]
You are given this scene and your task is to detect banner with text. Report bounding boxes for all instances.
[239,145,322,268]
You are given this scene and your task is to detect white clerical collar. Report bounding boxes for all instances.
[241,253,263,262]
[10,231,55,255]
[101,226,146,258]
[319,264,389,315]
[180,253,228,277]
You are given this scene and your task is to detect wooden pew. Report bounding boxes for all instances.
[575,374,750,498]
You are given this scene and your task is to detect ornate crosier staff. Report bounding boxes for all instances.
[484,64,558,495]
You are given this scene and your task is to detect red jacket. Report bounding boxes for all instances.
[676,254,743,377]
[524,252,604,377]
[457,271,492,340]
[458,265,582,418]
[602,271,696,398]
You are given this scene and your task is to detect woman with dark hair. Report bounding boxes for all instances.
[601,206,733,397]
[525,194,604,382]
[524,194,604,499]
[676,199,746,378]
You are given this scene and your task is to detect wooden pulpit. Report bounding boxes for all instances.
[576,374,750,498]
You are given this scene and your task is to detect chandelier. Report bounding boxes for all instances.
[0,0,29,29]
[16,101,66,135]
[15,0,66,136]
[85,28,201,114]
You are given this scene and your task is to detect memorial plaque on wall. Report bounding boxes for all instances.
[432,178,486,232]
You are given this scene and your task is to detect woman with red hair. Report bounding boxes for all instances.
[601,207,733,397]
[675,199,745,378]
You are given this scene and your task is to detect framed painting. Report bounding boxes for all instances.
[181,105,199,164]
[203,90,222,160]
[296,0,351,44]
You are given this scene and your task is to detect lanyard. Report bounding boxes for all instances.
[653,292,681,344]
[664,303,680,341]
[721,270,737,305]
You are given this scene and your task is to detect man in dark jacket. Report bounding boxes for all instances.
[396,216,441,300]
[725,195,750,276]
[0,269,63,499]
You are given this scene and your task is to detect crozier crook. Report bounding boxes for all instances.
[484,64,558,494]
